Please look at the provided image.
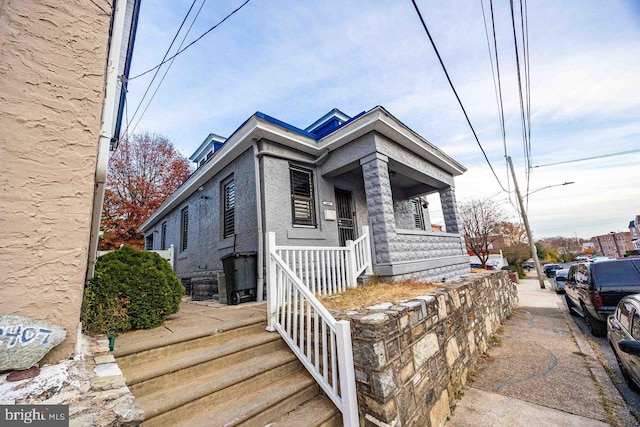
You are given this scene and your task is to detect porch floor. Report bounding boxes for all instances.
[112,298,267,358]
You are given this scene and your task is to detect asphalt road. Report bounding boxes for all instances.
[552,285,640,423]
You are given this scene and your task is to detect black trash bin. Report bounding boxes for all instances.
[221,252,257,305]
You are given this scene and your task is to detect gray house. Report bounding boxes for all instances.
[139,106,469,298]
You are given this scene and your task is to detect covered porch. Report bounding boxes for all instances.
[319,131,469,281]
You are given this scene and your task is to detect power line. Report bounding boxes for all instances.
[410,0,508,193]
[533,148,640,168]
[129,0,251,81]
[128,0,209,137]
[89,0,110,15]
[481,0,511,199]
[123,0,199,138]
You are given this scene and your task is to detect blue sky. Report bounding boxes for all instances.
[125,0,640,239]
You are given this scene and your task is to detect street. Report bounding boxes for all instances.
[557,285,640,422]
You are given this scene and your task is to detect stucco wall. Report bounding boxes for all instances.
[0,1,110,363]
[145,148,258,281]
[337,271,518,426]
[261,147,369,248]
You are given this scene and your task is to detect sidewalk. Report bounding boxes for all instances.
[447,276,636,427]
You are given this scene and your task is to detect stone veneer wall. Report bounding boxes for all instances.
[335,271,517,427]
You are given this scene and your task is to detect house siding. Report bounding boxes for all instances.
[0,0,111,363]
[146,148,258,282]
[261,149,369,247]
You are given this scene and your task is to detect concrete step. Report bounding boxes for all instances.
[131,339,293,401]
[144,369,319,427]
[116,317,267,369]
[266,394,342,427]
[120,326,281,387]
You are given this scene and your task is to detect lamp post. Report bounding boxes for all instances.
[507,158,575,289]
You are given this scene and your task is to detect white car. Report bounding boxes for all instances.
[550,268,569,293]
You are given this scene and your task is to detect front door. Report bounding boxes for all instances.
[335,188,356,246]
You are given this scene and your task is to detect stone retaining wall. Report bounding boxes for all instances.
[335,271,517,427]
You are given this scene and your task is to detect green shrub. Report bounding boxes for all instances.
[81,246,184,335]
[502,265,526,279]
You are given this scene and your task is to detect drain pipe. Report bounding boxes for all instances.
[86,0,129,278]
[252,141,264,302]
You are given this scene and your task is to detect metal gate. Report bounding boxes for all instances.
[335,188,356,246]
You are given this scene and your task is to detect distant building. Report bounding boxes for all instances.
[629,215,640,251]
[591,231,633,258]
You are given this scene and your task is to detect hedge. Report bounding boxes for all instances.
[81,246,184,335]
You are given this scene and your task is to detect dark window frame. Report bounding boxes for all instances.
[180,206,189,253]
[145,234,153,250]
[160,221,167,250]
[222,177,235,239]
[411,199,426,231]
[290,165,317,228]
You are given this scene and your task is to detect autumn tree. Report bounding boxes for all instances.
[458,198,508,267]
[99,133,192,250]
[498,221,531,268]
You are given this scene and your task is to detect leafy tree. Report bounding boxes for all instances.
[459,198,508,267]
[100,133,191,250]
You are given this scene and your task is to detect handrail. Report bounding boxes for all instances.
[269,251,359,427]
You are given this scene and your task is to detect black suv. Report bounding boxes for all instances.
[565,259,640,337]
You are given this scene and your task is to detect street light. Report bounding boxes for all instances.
[526,181,575,197]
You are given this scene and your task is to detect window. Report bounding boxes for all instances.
[222,179,235,238]
[619,302,633,331]
[160,221,167,250]
[290,166,316,227]
[411,199,426,230]
[180,206,189,252]
[633,310,640,341]
[145,234,153,250]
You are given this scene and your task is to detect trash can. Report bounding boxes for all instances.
[221,252,257,305]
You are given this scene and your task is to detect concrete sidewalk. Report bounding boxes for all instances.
[447,276,636,427]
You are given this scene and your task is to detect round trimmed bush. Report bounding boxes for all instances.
[81,246,184,334]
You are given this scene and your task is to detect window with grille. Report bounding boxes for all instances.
[412,199,426,230]
[290,166,316,227]
[222,179,235,239]
[145,234,153,250]
[180,206,189,252]
[160,221,167,250]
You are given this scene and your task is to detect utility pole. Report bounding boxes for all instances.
[507,156,545,289]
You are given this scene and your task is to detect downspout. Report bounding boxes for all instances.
[86,0,130,278]
[252,141,264,302]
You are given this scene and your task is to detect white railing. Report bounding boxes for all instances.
[267,249,359,427]
[151,244,175,270]
[273,226,372,295]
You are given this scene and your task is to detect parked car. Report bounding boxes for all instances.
[522,261,534,272]
[544,264,562,278]
[607,294,640,391]
[565,259,640,337]
[576,255,589,262]
[550,268,569,293]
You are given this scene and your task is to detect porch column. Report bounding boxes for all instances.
[439,186,460,234]
[360,153,396,264]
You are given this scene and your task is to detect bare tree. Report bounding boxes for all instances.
[459,198,508,267]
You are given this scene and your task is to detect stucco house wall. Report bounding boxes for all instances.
[0,1,111,363]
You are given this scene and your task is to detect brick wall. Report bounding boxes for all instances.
[335,271,517,426]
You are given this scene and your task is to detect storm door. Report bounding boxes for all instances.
[335,188,356,246]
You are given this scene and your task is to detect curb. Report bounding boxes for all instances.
[557,297,637,426]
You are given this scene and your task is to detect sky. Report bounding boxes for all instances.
[124,0,640,240]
